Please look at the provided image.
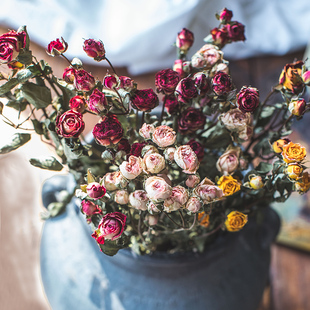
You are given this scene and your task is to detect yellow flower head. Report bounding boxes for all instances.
[197,211,210,228]
[225,211,248,232]
[286,164,303,180]
[217,175,241,196]
[295,172,310,193]
[281,142,306,163]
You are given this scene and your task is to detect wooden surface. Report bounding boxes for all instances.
[1,25,310,310]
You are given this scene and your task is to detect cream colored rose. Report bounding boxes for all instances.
[129,190,149,211]
[119,155,143,180]
[191,44,223,69]
[143,152,166,174]
[185,196,203,213]
[216,147,241,175]
[145,176,172,202]
[163,185,189,212]
[141,145,159,157]
[164,147,176,163]
[220,108,251,132]
[102,171,128,191]
[114,190,129,205]
[139,123,155,139]
[185,174,200,188]
[174,145,199,174]
[152,125,176,148]
[194,184,223,203]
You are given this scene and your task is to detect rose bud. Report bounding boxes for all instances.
[210,27,229,46]
[279,61,304,94]
[288,98,306,116]
[164,185,189,213]
[185,196,203,213]
[152,125,176,148]
[92,212,126,244]
[175,77,198,103]
[164,95,180,115]
[63,67,76,84]
[103,171,128,191]
[128,142,147,158]
[86,182,106,200]
[216,147,241,175]
[237,86,260,113]
[220,108,252,133]
[185,174,200,188]
[217,175,241,196]
[193,72,210,96]
[7,60,23,70]
[117,138,131,155]
[302,70,310,85]
[178,107,206,135]
[147,201,161,214]
[139,123,155,140]
[198,212,210,228]
[226,21,246,42]
[295,172,310,193]
[83,38,105,61]
[174,145,199,174]
[286,164,303,180]
[186,139,204,162]
[249,175,264,190]
[47,37,68,56]
[141,145,159,158]
[92,114,124,146]
[164,147,176,163]
[155,68,180,95]
[0,30,27,62]
[131,88,159,112]
[119,156,143,180]
[56,110,85,138]
[146,214,159,226]
[129,190,149,211]
[212,71,233,96]
[145,176,172,202]
[74,69,95,92]
[81,200,102,222]
[143,153,166,174]
[176,28,194,53]
[103,73,119,89]
[88,88,108,114]
[114,190,129,205]
[225,211,248,232]
[117,76,135,92]
[173,59,192,78]
[69,95,86,113]
[191,44,223,69]
[219,8,233,22]
[281,142,306,163]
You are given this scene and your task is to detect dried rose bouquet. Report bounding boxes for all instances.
[0,8,310,256]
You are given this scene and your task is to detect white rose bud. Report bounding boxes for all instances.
[164,147,176,163]
[147,201,161,214]
[141,145,159,157]
[114,190,129,205]
[119,156,143,180]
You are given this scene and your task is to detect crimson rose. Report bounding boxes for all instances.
[175,77,198,103]
[56,110,85,138]
[187,139,204,162]
[178,107,206,134]
[176,28,194,52]
[164,95,179,114]
[131,89,159,112]
[69,95,86,113]
[212,71,233,96]
[237,86,259,113]
[226,22,246,42]
[88,88,108,114]
[74,69,95,92]
[128,142,147,158]
[155,68,180,95]
[83,39,105,61]
[47,38,68,56]
[92,114,124,146]
[63,67,76,84]
[0,30,27,62]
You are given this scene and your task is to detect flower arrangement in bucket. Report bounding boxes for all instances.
[0,8,310,257]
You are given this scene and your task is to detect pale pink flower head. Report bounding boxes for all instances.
[185,174,200,188]
[194,183,223,203]
[86,182,106,200]
[141,145,159,158]
[145,176,172,202]
[164,185,189,213]
[216,147,241,175]
[81,200,102,222]
[139,123,155,140]
[220,108,251,132]
[147,201,161,214]
[143,153,166,174]
[146,214,159,226]
[152,125,176,148]
[164,147,176,163]
[102,171,128,191]
[191,44,223,69]
[129,190,149,211]
[174,145,199,174]
[114,190,129,205]
[119,156,143,180]
[185,196,203,213]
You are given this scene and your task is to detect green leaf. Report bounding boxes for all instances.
[99,234,130,256]
[201,122,232,149]
[0,78,19,96]
[255,162,273,174]
[6,99,28,111]
[31,119,44,135]
[0,133,31,154]
[29,156,63,171]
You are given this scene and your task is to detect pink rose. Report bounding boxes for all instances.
[212,71,233,96]
[175,77,198,103]
[139,123,155,140]
[83,39,105,61]
[238,125,253,141]
[92,212,126,244]
[86,182,106,200]
[103,171,128,191]
[185,174,200,188]
[117,76,135,92]
[47,37,68,56]
[164,147,176,163]
[103,73,119,89]
[131,89,159,112]
[185,196,202,213]
[143,153,166,174]
[81,200,102,222]
[155,68,180,95]
[302,71,310,85]
[163,185,189,212]
[119,156,143,180]
[141,145,159,158]
[220,108,251,132]
[226,22,246,42]
[210,27,229,46]
[174,145,199,174]
[114,190,129,205]
[69,95,86,113]
[92,114,124,146]
[219,8,233,22]
[146,214,159,225]
[74,69,95,92]
[173,59,192,79]
[176,28,194,52]
[194,178,223,203]
[129,190,149,211]
[0,30,26,62]
[145,176,172,202]
[191,44,223,69]
[237,86,260,113]
[178,108,206,135]
[152,125,176,148]
[216,147,241,175]
[56,110,85,138]
[88,88,108,114]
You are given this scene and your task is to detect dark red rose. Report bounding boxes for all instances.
[131,89,159,112]
[117,138,131,154]
[212,71,233,96]
[187,139,204,162]
[47,37,68,56]
[92,212,126,244]
[237,86,259,113]
[88,88,108,114]
[83,39,105,61]
[69,95,86,113]
[0,30,27,62]
[164,95,179,114]
[74,69,95,92]
[226,22,246,42]
[193,72,210,96]
[210,27,229,46]
[219,8,233,22]
[176,28,194,52]
[178,107,206,135]
[56,110,85,138]
[175,77,198,103]
[128,142,147,158]
[63,67,76,84]
[92,114,124,146]
[155,68,180,95]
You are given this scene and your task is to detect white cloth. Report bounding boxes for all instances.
[1,0,310,74]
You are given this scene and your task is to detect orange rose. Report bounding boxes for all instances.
[197,212,210,228]
[225,211,248,232]
[279,60,304,94]
[286,164,303,180]
[281,142,306,163]
[217,175,241,196]
[295,172,310,193]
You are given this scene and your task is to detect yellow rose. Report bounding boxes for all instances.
[217,175,241,196]
[279,61,304,94]
[281,142,306,163]
[225,211,248,232]
[249,175,264,189]
[197,212,210,228]
[272,138,290,153]
[286,164,303,180]
[295,172,310,193]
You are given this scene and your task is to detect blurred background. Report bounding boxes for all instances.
[1,0,310,309]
